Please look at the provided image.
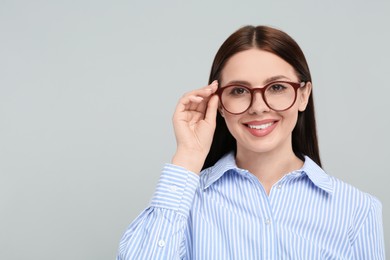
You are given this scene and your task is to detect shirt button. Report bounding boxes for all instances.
[158,240,166,248]
[169,185,177,192]
[265,219,271,225]
[277,184,282,189]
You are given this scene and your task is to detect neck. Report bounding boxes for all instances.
[235,146,303,195]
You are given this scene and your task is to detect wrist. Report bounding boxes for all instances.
[171,150,207,174]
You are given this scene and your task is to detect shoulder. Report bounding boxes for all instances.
[303,156,382,221]
[328,173,382,213]
[327,174,384,245]
[310,161,383,239]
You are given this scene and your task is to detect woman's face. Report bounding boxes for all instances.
[220,48,311,157]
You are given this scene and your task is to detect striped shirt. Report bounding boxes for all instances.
[117,152,385,259]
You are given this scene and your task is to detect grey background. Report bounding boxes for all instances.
[1,0,389,259]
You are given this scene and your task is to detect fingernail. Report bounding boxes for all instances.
[211,80,218,85]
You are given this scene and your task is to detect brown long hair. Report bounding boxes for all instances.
[202,25,321,170]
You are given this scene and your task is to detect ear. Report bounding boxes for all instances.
[218,102,225,117]
[298,82,312,112]
[219,106,225,117]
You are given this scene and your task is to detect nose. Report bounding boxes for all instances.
[247,91,270,114]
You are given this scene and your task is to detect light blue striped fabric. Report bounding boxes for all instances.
[117,152,385,259]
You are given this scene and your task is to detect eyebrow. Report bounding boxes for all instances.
[224,75,293,86]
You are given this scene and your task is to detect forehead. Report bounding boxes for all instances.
[221,49,297,85]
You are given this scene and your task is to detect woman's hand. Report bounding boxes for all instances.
[171,80,219,174]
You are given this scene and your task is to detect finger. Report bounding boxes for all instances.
[178,95,203,109]
[188,96,207,112]
[204,94,219,124]
[186,84,216,111]
[190,81,219,110]
[175,81,219,114]
[201,80,219,97]
[183,80,218,100]
[173,96,205,124]
[188,96,204,102]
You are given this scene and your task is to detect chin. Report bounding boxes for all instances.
[238,141,278,155]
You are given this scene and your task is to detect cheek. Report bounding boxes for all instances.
[281,108,300,127]
[223,114,237,127]
[223,114,241,134]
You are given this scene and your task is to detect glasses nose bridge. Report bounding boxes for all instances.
[249,86,269,111]
[250,87,266,103]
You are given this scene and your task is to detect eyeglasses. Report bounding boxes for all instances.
[216,81,306,115]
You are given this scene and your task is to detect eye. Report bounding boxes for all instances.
[268,83,287,93]
[228,86,249,96]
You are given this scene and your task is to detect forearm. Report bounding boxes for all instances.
[117,164,199,259]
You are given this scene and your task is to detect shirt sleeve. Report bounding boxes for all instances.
[352,195,386,259]
[117,164,200,260]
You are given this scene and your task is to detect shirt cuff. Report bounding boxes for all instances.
[150,163,200,217]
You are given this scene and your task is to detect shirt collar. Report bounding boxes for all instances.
[300,156,334,194]
[200,152,240,190]
[200,152,334,194]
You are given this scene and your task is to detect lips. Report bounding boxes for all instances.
[244,119,278,137]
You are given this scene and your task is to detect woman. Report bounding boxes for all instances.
[117,25,385,259]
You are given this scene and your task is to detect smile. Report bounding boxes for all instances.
[247,122,274,130]
[244,120,278,137]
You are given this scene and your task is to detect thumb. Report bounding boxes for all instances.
[204,94,219,125]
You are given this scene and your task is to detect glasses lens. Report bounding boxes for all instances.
[265,82,296,111]
[221,85,251,114]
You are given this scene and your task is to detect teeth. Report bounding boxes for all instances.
[248,122,273,130]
